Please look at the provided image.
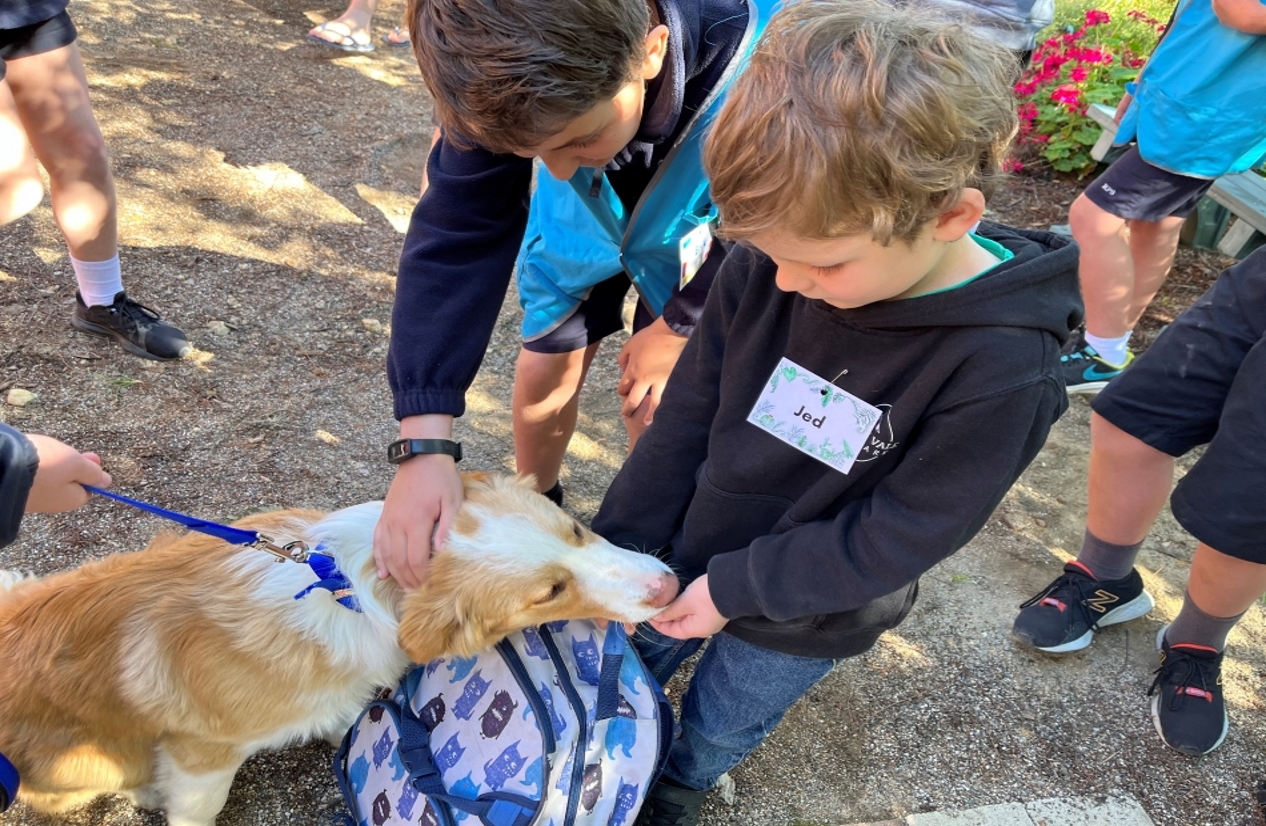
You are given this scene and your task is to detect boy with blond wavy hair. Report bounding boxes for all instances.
[593,1,1082,822]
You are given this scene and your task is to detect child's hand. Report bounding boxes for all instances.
[374,453,464,590]
[24,435,112,514]
[649,574,727,640]
[616,316,688,429]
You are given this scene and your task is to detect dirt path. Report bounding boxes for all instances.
[1,1,1262,824]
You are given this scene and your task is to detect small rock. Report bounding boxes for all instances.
[207,320,231,335]
[315,429,341,445]
[6,388,36,407]
[362,318,383,334]
[1033,517,1047,528]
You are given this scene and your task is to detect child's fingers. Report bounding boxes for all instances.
[620,381,651,418]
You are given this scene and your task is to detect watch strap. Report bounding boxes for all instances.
[387,438,463,465]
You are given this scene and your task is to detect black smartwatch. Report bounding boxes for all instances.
[386,438,463,465]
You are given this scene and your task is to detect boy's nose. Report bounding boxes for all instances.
[541,156,581,181]
[775,266,810,294]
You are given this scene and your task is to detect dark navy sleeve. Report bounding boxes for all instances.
[0,424,38,549]
[387,134,534,420]
[593,248,747,551]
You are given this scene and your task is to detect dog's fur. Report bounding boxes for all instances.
[0,473,677,825]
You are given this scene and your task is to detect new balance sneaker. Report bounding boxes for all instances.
[634,781,708,826]
[1061,336,1132,395]
[1012,560,1155,653]
[1149,625,1228,755]
[72,291,191,361]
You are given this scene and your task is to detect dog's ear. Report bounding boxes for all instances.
[397,558,506,663]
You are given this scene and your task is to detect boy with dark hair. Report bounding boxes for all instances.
[1014,248,1266,756]
[591,2,1081,823]
[376,0,765,589]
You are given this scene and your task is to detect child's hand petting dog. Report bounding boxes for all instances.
[650,574,727,640]
[24,434,112,514]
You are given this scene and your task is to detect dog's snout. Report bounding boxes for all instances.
[646,573,680,609]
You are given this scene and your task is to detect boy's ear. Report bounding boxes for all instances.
[640,25,670,81]
[932,188,987,242]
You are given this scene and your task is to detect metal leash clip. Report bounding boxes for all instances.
[251,534,312,564]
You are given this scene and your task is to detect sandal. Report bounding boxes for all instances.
[306,21,375,52]
[381,26,411,47]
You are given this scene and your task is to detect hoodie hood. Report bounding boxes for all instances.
[828,222,1082,345]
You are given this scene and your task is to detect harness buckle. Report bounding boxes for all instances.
[252,534,311,564]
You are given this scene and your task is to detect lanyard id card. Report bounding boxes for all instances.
[678,221,714,290]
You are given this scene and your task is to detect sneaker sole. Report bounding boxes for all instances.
[1150,625,1228,755]
[1021,589,1156,654]
[1065,380,1110,396]
[72,315,185,361]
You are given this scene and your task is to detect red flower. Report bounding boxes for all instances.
[1050,85,1083,109]
[1085,9,1111,26]
[1070,65,1090,82]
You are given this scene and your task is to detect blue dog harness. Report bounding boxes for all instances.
[0,751,17,812]
[82,486,362,612]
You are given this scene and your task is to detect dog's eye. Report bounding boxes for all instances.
[536,581,567,604]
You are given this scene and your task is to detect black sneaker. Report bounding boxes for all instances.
[1061,334,1132,395]
[542,481,565,509]
[1012,560,1155,653]
[634,780,708,826]
[1149,625,1228,755]
[72,291,191,361]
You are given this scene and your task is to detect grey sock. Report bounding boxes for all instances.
[1165,590,1245,653]
[1075,529,1143,582]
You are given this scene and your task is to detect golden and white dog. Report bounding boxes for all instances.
[0,473,678,826]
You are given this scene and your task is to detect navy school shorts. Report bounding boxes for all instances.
[0,12,77,82]
[1083,144,1215,222]
[522,271,655,354]
[1092,248,1266,563]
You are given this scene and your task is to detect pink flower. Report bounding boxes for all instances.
[1014,80,1038,96]
[1050,84,1083,109]
[1070,65,1090,82]
[1085,9,1111,26]
[1003,157,1025,173]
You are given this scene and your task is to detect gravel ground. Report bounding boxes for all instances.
[1,1,1263,824]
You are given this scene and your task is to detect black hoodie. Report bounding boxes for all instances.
[0,424,37,549]
[593,223,1081,658]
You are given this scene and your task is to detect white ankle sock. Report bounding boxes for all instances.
[70,254,124,308]
[1085,331,1132,367]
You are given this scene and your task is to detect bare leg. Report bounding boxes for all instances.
[308,0,380,48]
[1186,543,1266,619]
[3,42,117,261]
[0,79,46,225]
[1085,412,1175,545]
[1124,215,1186,330]
[1068,193,1133,339]
[513,343,601,492]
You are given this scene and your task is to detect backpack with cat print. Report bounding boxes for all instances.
[333,620,673,826]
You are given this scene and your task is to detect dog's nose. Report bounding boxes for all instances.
[647,573,680,609]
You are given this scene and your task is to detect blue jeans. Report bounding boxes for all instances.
[634,625,839,791]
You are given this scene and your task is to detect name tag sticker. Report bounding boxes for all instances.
[747,357,882,473]
[678,221,713,290]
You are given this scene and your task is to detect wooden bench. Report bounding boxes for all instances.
[1086,102,1119,162]
[1207,171,1266,258]
[1083,101,1266,258]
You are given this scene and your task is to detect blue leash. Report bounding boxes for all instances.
[82,485,362,612]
